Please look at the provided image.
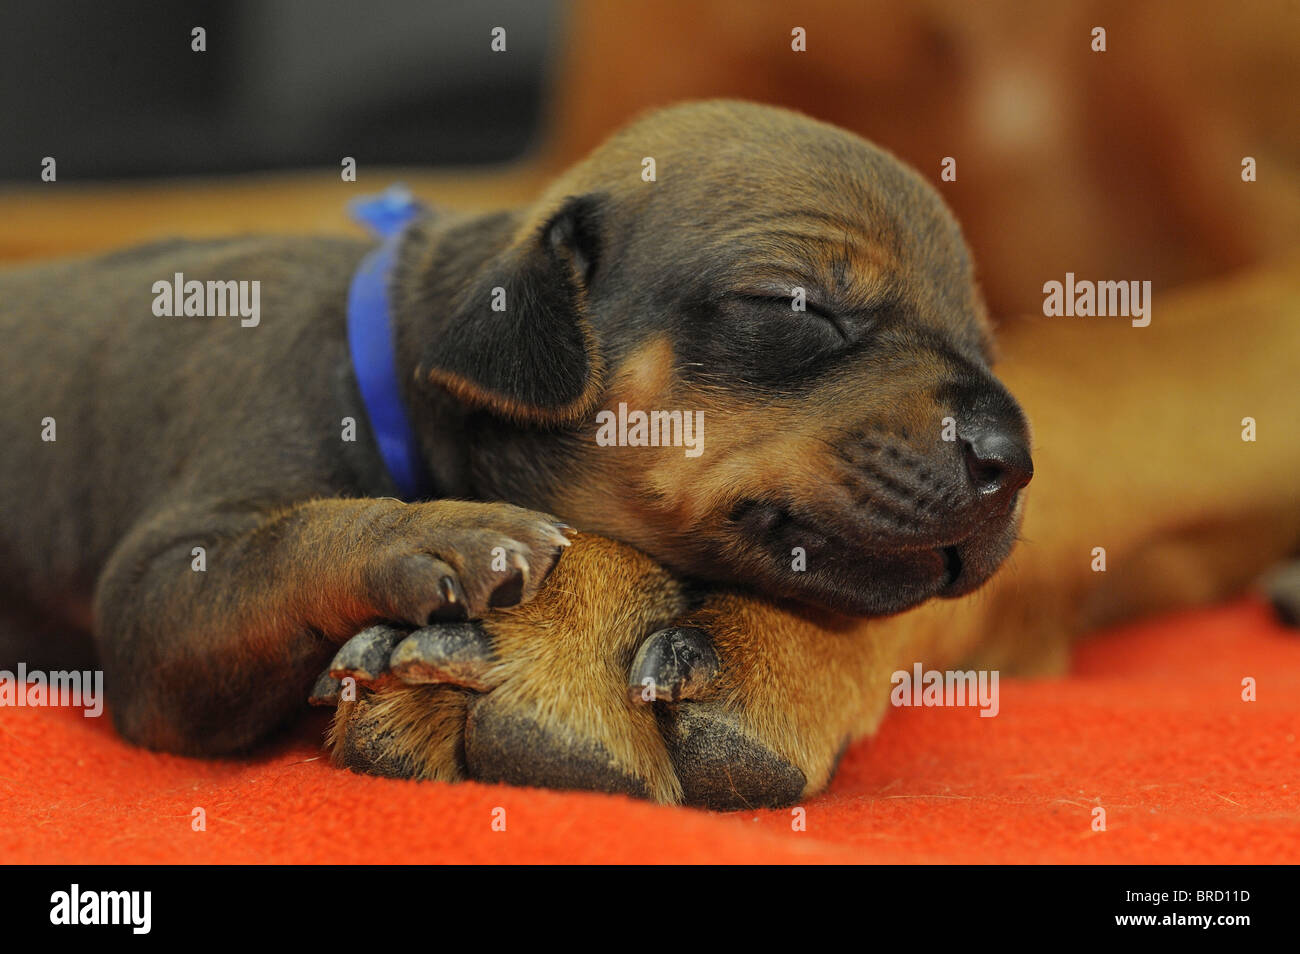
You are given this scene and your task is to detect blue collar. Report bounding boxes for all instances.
[346,185,435,500]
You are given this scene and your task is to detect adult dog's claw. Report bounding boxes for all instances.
[628,626,721,703]
[390,622,499,690]
[308,670,342,706]
[328,624,406,687]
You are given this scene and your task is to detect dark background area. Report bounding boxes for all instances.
[0,0,556,180]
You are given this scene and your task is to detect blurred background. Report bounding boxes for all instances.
[2,0,1298,318]
[0,0,557,176]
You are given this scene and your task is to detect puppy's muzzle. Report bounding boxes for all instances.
[724,404,1032,616]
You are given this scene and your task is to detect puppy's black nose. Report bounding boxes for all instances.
[960,427,1033,505]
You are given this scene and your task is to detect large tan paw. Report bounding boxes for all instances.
[642,593,890,809]
[316,535,863,808]
[319,535,688,802]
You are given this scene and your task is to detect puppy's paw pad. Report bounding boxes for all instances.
[453,516,573,612]
[660,704,806,811]
[419,509,571,616]
[332,694,411,777]
[364,503,572,624]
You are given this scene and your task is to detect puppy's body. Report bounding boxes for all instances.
[4,206,637,753]
[0,236,372,601]
[0,237,392,742]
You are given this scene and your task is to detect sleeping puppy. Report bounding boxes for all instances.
[1,101,1294,808]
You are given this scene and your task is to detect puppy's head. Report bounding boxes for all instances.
[408,100,1031,617]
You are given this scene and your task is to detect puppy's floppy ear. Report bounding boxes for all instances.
[422,194,605,425]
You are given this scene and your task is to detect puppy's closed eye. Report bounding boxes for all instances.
[739,293,850,345]
[724,293,851,359]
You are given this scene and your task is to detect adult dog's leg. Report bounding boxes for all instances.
[326,534,691,802]
[95,498,570,755]
[321,536,974,808]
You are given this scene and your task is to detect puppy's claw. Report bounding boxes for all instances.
[390,622,499,691]
[660,704,806,810]
[628,626,721,703]
[428,575,469,622]
[308,670,342,707]
[328,624,406,687]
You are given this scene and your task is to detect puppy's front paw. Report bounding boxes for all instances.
[359,500,572,625]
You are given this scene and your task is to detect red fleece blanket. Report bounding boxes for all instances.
[3,600,1296,864]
